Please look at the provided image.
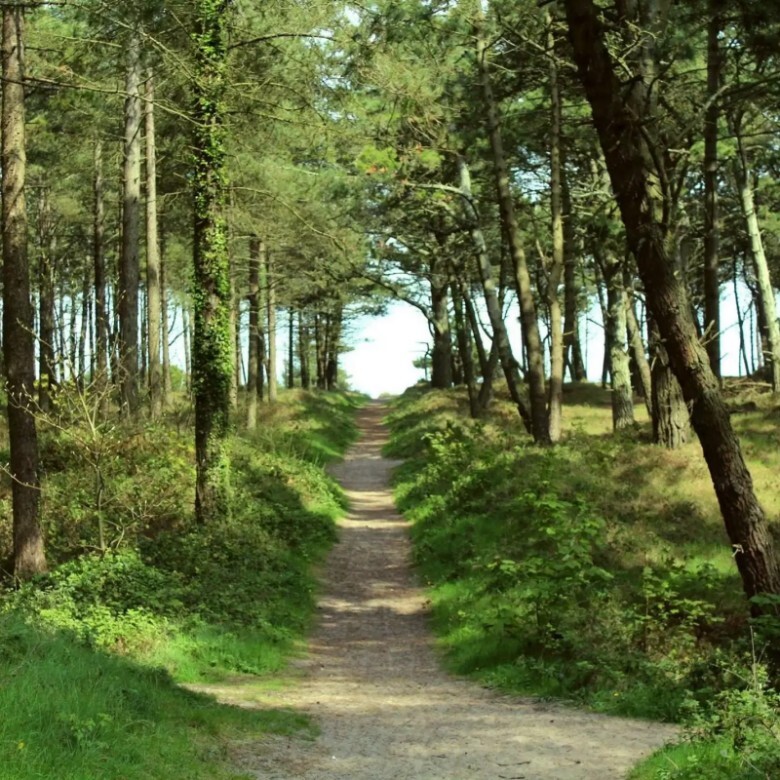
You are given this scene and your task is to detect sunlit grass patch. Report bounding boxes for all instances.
[389,382,778,731]
[0,614,310,780]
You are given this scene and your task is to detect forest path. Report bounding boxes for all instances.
[201,401,676,779]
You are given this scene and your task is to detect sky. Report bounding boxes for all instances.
[336,286,760,398]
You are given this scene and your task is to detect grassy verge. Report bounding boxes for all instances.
[387,383,780,776]
[0,389,361,779]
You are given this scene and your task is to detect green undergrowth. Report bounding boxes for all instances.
[0,389,360,779]
[388,384,780,776]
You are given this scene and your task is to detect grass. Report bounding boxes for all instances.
[0,614,312,780]
[387,381,780,771]
[0,388,361,779]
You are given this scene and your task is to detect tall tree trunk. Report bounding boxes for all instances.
[3,5,46,579]
[326,309,342,390]
[703,3,722,379]
[37,189,56,412]
[457,155,532,430]
[452,281,480,417]
[192,1,233,523]
[182,302,191,392]
[145,70,162,418]
[474,13,549,443]
[287,308,295,389]
[93,139,108,385]
[732,114,780,394]
[79,266,89,385]
[298,311,311,390]
[246,236,260,429]
[119,35,141,414]
[597,250,634,430]
[625,282,653,415]
[429,255,452,389]
[547,12,565,441]
[139,285,147,387]
[563,0,780,604]
[266,250,277,403]
[314,313,325,390]
[562,164,586,381]
[160,230,171,402]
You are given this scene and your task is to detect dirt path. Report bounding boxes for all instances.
[206,402,676,779]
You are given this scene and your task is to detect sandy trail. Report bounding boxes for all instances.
[201,402,676,779]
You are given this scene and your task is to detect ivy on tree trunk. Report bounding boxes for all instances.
[192,0,233,524]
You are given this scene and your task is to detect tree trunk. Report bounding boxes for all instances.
[430,255,452,389]
[287,308,295,389]
[457,155,532,430]
[598,250,634,431]
[452,281,480,417]
[563,0,780,603]
[547,12,565,441]
[326,309,342,390]
[228,255,239,408]
[37,189,56,412]
[94,139,109,385]
[3,5,46,579]
[118,34,142,415]
[79,266,89,385]
[562,163,586,381]
[246,236,260,430]
[182,302,191,391]
[298,311,311,390]
[266,250,277,403]
[145,71,162,419]
[192,1,233,523]
[650,319,691,448]
[703,3,722,379]
[625,283,653,416]
[474,14,548,443]
[160,230,171,402]
[314,313,325,389]
[732,115,780,394]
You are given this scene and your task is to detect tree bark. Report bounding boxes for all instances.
[650,318,691,448]
[160,229,171,402]
[430,255,452,389]
[37,188,56,413]
[298,310,311,390]
[246,236,260,430]
[598,250,634,431]
[145,71,163,419]
[457,155,532,430]
[78,267,89,385]
[625,283,653,415]
[703,3,722,379]
[563,0,780,603]
[732,114,780,394]
[547,13,565,442]
[93,142,108,379]
[118,34,142,415]
[3,5,46,579]
[266,249,277,403]
[287,308,295,389]
[192,1,233,523]
[475,16,549,443]
[326,309,342,390]
[562,164,586,381]
[452,280,480,417]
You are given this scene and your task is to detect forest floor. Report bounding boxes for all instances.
[193,401,677,779]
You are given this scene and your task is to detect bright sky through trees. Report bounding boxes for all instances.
[339,290,759,398]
